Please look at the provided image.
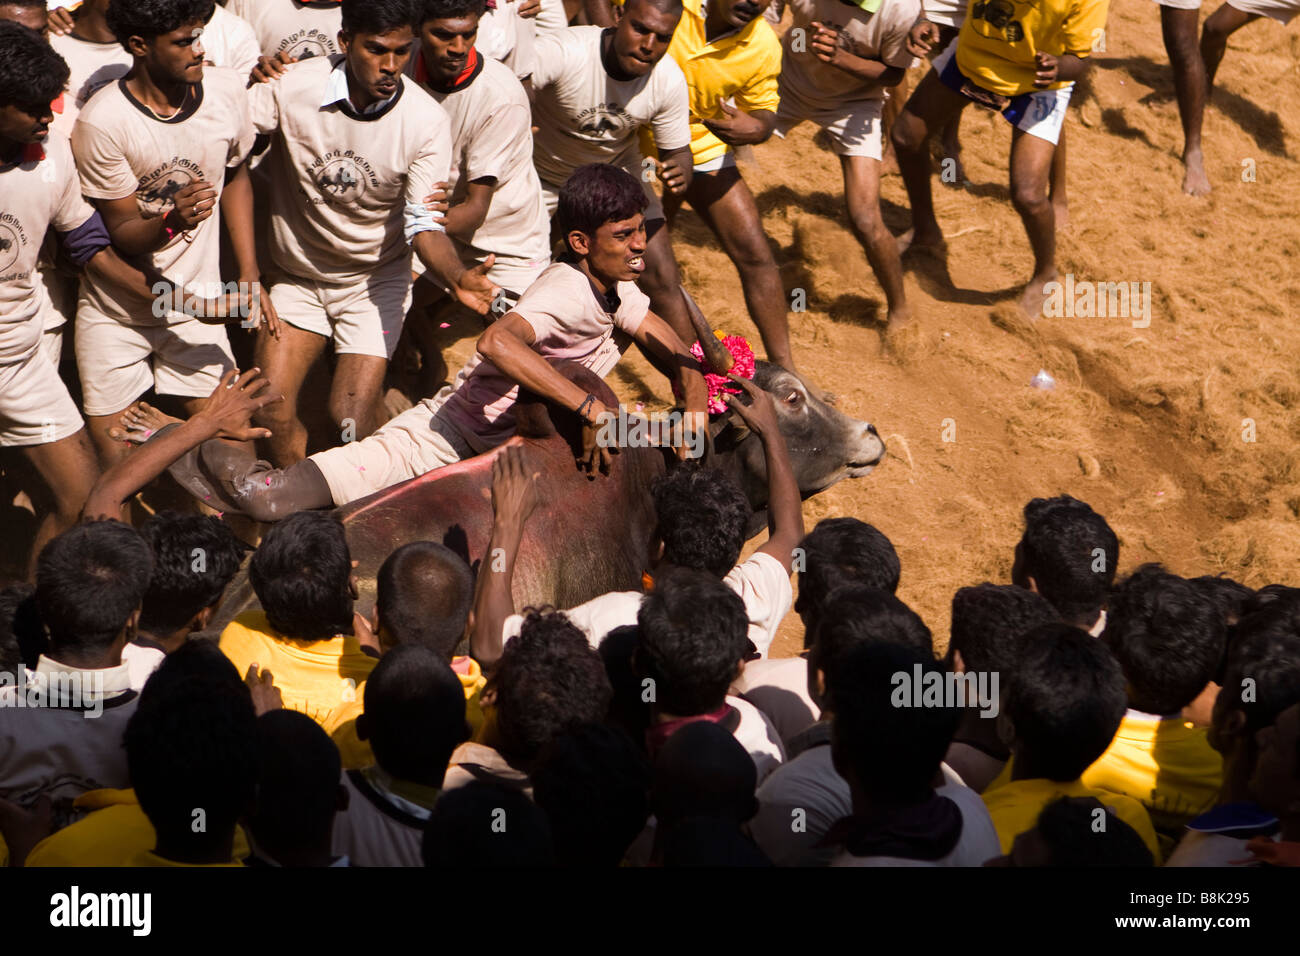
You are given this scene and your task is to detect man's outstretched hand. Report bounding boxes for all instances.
[491,445,541,530]
[452,257,501,314]
[195,368,284,441]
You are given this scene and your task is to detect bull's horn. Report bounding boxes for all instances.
[679,285,734,375]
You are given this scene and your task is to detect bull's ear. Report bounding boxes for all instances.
[710,411,751,451]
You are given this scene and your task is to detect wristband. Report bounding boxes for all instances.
[576,393,598,424]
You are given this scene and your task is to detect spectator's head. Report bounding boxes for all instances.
[357,645,468,787]
[988,797,1154,867]
[36,521,153,667]
[0,0,48,36]
[636,569,749,718]
[1211,603,1300,787]
[610,0,683,79]
[107,0,212,84]
[423,782,555,866]
[652,719,757,826]
[0,20,66,143]
[249,512,354,642]
[340,0,418,106]
[1012,495,1118,628]
[599,624,652,746]
[1102,564,1226,714]
[556,164,647,275]
[138,512,247,650]
[532,724,651,867]
[486,610,612,770]
[0,583,42,672]
[125,641,257,864]
[794,518,900,633]
[249,711,346,867]
[1002,623,1127,782]
[374,541,473,658]
[807,585,932,711]
[416,0,485,86]
[1189,575,1254,629]
[830,642,958,807]
[947,583,1059,677]
[1249,700,1300,827]
[651,463,749,577]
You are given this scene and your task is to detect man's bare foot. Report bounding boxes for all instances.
[886,304,915,330]
[896,227,946,258]
[1020,271,1059,320]
[1182,148,1212,196]
[108,401,182,444]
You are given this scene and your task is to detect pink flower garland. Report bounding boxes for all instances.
[690,334,756,415]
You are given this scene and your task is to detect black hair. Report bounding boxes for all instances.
[651,719,757,825]
[0,21,68,113]
[0,584,43,672]
[625,0,685,16]
[248,511,353,642]
[138,512,246,636]
[1102,564,1226,714]
[556,164,647,250]
[125,641,258,858]
[416,0,486,22]
[598,624,652,747]
[651,462,749,577]
[658,816,771,867]
[948,583,1059,677]
[1032,797,1154,867]
[1188,575,1254,628]
[1004,623,1127,782]
[830,641,959,805]
[794,518,901,631]
[810,586,933,708]
[1218,602,1300,735]
[636,568,748,717]
[250,710,342,858]
[106,0,214,49]
[375,541,473,659]
[1016,495,1119,625]
[35,520,153,658]
[360,645,468,785]
[490,610,613,768]
[532,723,651,867]
[422,781,555,866]
[341,0,417,36]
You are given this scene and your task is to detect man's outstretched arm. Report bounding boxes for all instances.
[82,369,282,520]
[469,446,539,668]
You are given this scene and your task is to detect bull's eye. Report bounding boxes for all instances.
[785,390,801,406]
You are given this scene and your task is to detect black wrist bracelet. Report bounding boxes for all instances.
[577,393,597,423]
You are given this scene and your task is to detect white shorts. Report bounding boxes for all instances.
[933,42,1074,146]
[75,303,236,417]
[694,151,738,174]
[923,0,967,27]
[309,384,476,505]
[412,244,550,300]
[1151,0,1202,9]
[1229,0,1300,24]
[270,258,413,360]
[0,350,85,447]
[773,85,884,160]
[541,166,666,223]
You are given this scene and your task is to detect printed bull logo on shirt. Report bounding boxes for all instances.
[307,150,377,205]
[576,103,633,139]
[972,0,1026,41]
[0,219,22,274]
[277,28,337,61]
[136,158,204,217]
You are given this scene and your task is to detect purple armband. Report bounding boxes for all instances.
[56,211,112,267]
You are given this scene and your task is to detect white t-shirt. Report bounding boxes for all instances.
[478,1,538,80]
[730,694,786,783]
[529,25,690,187]
[203,2,262,76]
[332,768,429,867]
[500,552,793,658]
[48,33,132,139]
[71,68,255,325]
[734,656,820,747]
[779,0,919,108]
[830,782,1002,867]
[0,133,95,361]
[227,0,342,60]
[437,260,648,452]
[409,55,551,275]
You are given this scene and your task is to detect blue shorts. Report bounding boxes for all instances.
[933,42,1073,145]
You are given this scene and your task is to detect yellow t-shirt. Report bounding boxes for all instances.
[982,776,1162,862]
[1081,713,1222,853]
[219,611,376,769]
[955,0,1109,96]
[452,655,487,737]
[621,0,782,166]
[25,788,251,867]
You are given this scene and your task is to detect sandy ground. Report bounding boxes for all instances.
[5,0,1298,661]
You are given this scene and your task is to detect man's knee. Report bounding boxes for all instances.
[891,112,929,155]
[849,203,886,242]
[1011,180,1050,214]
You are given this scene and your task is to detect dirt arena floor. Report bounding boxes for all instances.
[4,1,1298,660]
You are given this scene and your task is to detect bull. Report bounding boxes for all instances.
[209,359,885,630]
